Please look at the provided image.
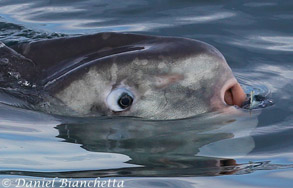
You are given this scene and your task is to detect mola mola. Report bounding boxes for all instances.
[0,32,246,119]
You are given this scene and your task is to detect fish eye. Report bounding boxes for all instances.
[106,88,134,112]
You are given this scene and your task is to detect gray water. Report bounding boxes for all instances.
[0,0,293,188]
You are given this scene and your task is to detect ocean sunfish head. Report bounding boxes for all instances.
[11,33,246,119]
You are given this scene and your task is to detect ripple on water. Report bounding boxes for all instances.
[231,35,293,52]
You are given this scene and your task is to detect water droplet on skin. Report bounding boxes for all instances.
[8,71,21,79]
[16,79,34,87]
[0,58,9,65]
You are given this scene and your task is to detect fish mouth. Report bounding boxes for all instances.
[222,78,246,107]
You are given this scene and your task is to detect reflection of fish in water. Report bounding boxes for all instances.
[53,110,259,177]
[2,102,289,178]
[0,32,247,119]
[0,103,259,177]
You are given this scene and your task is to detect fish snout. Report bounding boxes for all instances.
[223,80,246,107]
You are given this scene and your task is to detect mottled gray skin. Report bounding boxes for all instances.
[7,32,237,119]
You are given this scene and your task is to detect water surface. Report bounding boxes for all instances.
[0,0,293,187]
